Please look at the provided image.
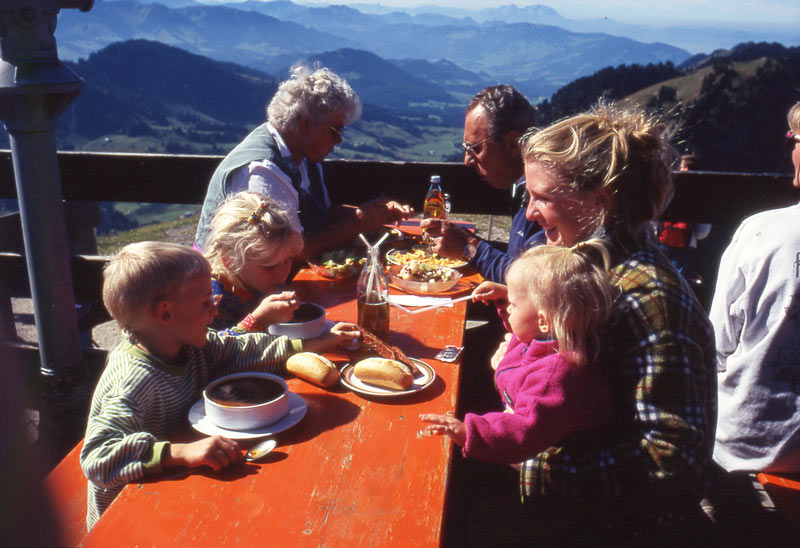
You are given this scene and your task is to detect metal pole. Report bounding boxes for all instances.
[0,0,94,468]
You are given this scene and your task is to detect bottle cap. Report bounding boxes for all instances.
[430,175,441,184]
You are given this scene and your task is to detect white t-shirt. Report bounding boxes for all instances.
[710,202,800,472]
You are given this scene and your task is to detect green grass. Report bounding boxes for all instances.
[97,214,199,254]
[113,203,200,226]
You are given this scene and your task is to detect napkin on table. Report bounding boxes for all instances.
[388,294,453,309]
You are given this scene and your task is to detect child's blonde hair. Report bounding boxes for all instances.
[103,241,210,333]
[788,101,800,134]
[204,192,303,278]
[506,239,616,366]
[521,101,677,243]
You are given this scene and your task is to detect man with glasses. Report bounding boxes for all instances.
[195,64,412,257]
[421,85,542,283]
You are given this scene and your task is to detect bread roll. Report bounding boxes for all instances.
[353,357,414,390]
[286,352,340,388]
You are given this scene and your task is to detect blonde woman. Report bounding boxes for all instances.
[420,240,616,463]
[453,102,717,544]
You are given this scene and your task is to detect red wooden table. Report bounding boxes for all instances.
[79,267,477,547]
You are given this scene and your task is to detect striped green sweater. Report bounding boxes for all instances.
[80,330,302,530]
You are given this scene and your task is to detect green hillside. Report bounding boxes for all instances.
[633,43,800,172]
[623,58,768,109]
[534,42,800,174]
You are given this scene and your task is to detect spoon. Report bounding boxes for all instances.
[244,439,277,462]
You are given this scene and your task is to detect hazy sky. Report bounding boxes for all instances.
[354,1,797,27]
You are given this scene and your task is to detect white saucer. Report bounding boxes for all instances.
[188,392,307,439]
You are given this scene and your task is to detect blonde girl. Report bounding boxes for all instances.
[204,192,303,334]
[420,239,615,463]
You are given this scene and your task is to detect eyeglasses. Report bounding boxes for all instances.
[329,125,344,141]
[461,136,491,157]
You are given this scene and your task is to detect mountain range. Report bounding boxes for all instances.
[17,36,792,178]
[350,3,798,55]
[56,0,691,100]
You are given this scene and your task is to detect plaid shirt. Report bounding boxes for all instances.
[520,240,717,511]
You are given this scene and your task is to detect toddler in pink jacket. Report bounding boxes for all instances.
[421,240,616,464]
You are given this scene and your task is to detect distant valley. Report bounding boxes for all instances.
[0,1,793,174]
[15,36,791,178]
[55,0,691,101]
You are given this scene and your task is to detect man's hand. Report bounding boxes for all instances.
[419,219,471,259]
[356,198,414,231]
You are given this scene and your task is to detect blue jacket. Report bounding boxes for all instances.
[471,184,543,283]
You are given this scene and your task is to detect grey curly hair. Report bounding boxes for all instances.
[267,64,362,133]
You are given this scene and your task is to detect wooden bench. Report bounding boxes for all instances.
[757,472,800,528]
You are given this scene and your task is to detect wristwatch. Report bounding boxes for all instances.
[462,235,480,262]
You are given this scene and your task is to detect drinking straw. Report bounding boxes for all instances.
[375,231,390,249]
[357,233,375,300]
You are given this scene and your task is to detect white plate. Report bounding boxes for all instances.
[188,392,307,439]
[387,264,462,294]
[340,358,436,397]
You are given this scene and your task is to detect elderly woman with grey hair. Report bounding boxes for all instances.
[196,64,412,256]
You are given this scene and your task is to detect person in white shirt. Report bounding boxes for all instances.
[710,101,800,472]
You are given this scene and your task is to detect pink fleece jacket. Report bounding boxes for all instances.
[463,335,612,464]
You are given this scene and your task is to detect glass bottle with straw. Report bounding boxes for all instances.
[357,232,391,342]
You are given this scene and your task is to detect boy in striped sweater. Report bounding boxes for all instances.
[80,242,357,529]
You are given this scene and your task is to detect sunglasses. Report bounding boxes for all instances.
[329,125,344,140]
[461,136,491,157]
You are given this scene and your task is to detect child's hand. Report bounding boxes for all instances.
[490,332,513,371]
[165,435,244,471]
[419,413,467,447]
[302,322,360,353]
[252,291,299,327]
[472,281,508,305]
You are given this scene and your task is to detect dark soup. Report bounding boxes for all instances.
[207,377,284,407]
[288,302,324,323]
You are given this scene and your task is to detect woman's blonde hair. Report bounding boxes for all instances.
[267,64,361,133]
[506,239,616,366]
[103,241,210,333]
[521,101,677,242]
[204,192,303,278]
[788,102,800,134]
